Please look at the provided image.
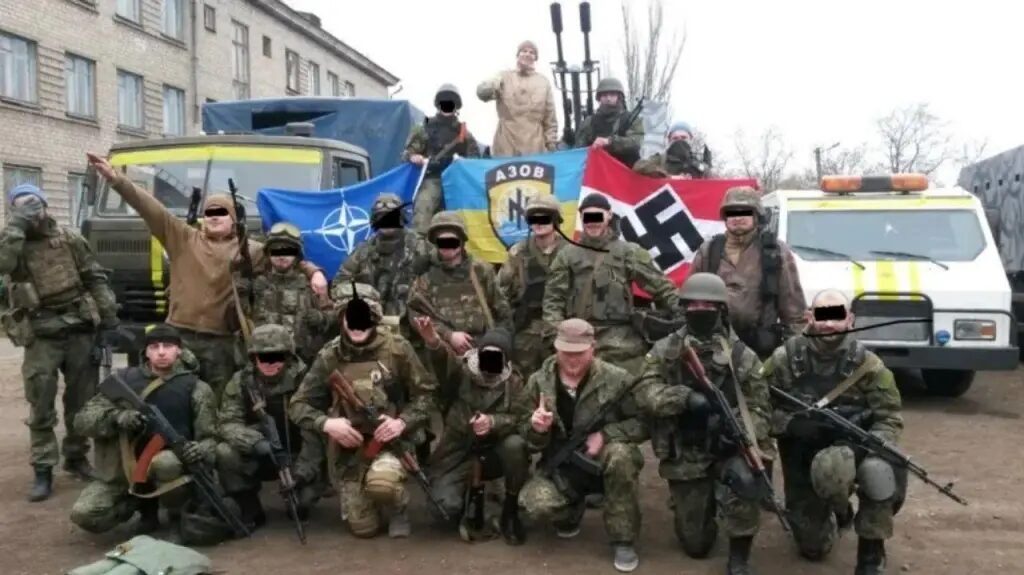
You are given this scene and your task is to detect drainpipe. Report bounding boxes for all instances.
[190,0,200,128]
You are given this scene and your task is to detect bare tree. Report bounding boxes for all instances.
[954,137,990,169]
[876,103,953,175]
[620,0,685,104]
[733,127,794,192]
[819,144,870,176]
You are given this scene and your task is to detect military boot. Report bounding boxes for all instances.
[612,544,639,573]
[554,499,587,539]
[854,538,886,575]
[136,498,161,534]
[727,536,756,575]
[28,466,52,502]
[234,490,266,529]
[389,508,411,538]
[63,458,96,481]
[500,493,525,545]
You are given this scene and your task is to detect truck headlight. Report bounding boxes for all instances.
[953,319,996,341]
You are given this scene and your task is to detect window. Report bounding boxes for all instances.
[341,80,355,97]
[116,0,141,22]
[308,61,320,95]
[162,0,184,39]
[327,71,339,97]
[64,54,95,117]
[163,85,185,135]
[0,31,38,103]
[262,35,271,57]
[285,49,299,93]
[333,158,365,188]
[3,165,42,195]
[68,173,86,226]
[231,20,250,99]
[117,69,144,128]
[203,4,216,32]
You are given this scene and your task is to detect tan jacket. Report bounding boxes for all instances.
[110,176,319,335]
[477,68,559,156]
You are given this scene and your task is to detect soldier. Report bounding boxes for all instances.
[412,317,531,544]
[407,211,513,414]
[403,84,482,235]
[289,282,437,538]
[215,324,325,529]
[634,273,771,575]
[633,121,711,179]
[239,222,331,365]
[543,192,678,374]
[573,77,644,167]
[87,153,328,400]
[477,40,559,157]
[70,324,217,536]
[763,289,904,575]
[496,194,567,376]
[518,319,646,573]
[0,183,119,501]
[688,185,806,360]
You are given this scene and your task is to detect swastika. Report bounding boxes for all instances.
[618,187,705,272]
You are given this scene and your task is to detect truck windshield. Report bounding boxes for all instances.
[787,209,985,262]
[99,146,323,216]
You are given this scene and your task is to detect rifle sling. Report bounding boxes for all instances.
[468,265,495,330]
[725,340,767,463]
[814,355,880,409]
[119,377,194,498]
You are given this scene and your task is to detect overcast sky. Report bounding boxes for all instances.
[287,0,1023,185]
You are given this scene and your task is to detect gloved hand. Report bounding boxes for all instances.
[8,200,41,231]
[115,410,146,433]
[181,441,206,465]
[685,390,714,416]
[253,439,274,458]
[715,431,739,456]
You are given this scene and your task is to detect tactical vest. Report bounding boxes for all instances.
[330,334,402,434]
[369,232,422,317]
[252,269,316,351]
[240,365,300,449]
[567,240,634,325]
[588,108,623,141]
[424,261,492,336]
[513,240,557,329]
[20,228,84,306]
[784,337,866,400]
[123,367,196,441]
[705,230,782,355]
[425,116,464,175]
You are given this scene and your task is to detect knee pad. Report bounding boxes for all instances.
[348,509,382,538]
[363,453,406,505]
[810,446,856,506]
[519,476,567,520]
[720,456,761,502]
[857,456,897,502]
[149,450,184,482]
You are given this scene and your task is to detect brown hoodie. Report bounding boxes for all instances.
[110,176,321,335]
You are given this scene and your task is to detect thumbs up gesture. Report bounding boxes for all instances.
[531,393,554,434]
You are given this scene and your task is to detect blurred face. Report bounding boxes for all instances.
[202,206,233,239]
[517,46,537,70]
[438,100,457,115]
[13,195,47,224]
[723,208,757,236]
[806,290,854,344]
[434,232,463,263]
[526,211,556,238]
[146,341,181,371]
[270,255,296,270]
[581,208,610,238]
[343,315,375,345]
[598,92,620,107]
[254,353,287,378]
[668,130,691,144]
[557,346,595,378]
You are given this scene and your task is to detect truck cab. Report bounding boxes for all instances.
[763,173,1019,397]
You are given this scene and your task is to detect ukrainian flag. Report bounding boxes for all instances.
[442,148,587,263]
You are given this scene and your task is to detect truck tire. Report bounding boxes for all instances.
[921,369,975,398]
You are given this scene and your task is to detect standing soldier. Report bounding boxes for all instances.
[239,223,332,365]
[688,186,806,360]
[412,317,531,545]
[477,40,559,157]
[496,194,566,377]
[763,289,904,575]
[216,324,325,529]
[518,319,646,573]
[543,192,678,374]
[404,84,482,236]
[633,121,712,179]
[289,282,437,538]
[0,183,119,501]
[634,273,772,575]
[573,77,644,167]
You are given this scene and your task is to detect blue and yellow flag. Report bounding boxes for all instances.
[441,148,587,263]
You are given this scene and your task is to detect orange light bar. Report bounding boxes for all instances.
[820,173,929,193]
[820,175,862,193]
[889,173,929,191]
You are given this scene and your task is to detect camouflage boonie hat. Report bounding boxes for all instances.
[719,186,762,218]
[678,272,728,304]
[332,281,384,319]
[811,445,856,507]
[427,210,468,241]
[519,475,568,518]
[248,323,295,355]
[265,222,303,253]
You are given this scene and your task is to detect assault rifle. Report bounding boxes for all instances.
[246,385,307,543]
[425,121,468,175]
[99,373,251,538]
[227,177,255,343]
[770,386,968,506]
[185,186,202,227]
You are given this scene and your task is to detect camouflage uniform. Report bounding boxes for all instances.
[574,77,644,167]
[763,334,905,566]
[0,186,119,496]
[70,357,217,534]
[216,324,326,524]
[403,84,482,235]
[288,283,438,538]
[496,195,566,377]
[240,223,331,364]
[518,355,646,549]
[543,223,678,374]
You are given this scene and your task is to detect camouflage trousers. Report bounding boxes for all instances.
[214,432,327,507]
[779,439,906,558]
[594,324,648,375]
[70,451,190,533]
[666,458,761,558]
[22,332,96,469]
[520,441,643,544]
[428,434,530,524]
[512,321,551,378]
[412,176,444,236]
[335,451,409,538]
[178,329,237,403]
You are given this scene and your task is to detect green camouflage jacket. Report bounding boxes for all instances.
[240,263,330,359]
[407,254,512,342]
[218,360,307,455]
[496,235,566,335]
[335,229,433,319]
[574,105,644,166]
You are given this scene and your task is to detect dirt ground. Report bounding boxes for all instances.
[0,339,1020,575]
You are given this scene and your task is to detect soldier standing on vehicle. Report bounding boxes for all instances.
[404,85,482,236]
[543,192,678,374]
[518,318,646,573]
[216,324,325,530]
[0,183,120,501]
[762,289,904,575]
[477,40,559,157]
[633,121,711,179]
[496,195,566,377]
[70,324,218,537]
[289,283,437,538]
[634,273,772,575]
[238,223,332,365]
[573,77,644,167]
[87,153,329,401]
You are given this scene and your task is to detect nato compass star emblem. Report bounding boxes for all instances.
[303,201,373,254]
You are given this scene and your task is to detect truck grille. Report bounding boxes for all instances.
[852,297,931,342]
[97,238,152,254]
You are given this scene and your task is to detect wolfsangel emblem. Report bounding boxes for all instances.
[486,161,556,248]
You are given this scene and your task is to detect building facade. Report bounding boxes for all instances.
[0,0,398,222]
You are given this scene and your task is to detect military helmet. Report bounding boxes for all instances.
[265,222,303,253]
[248,323,295,355]
[434,83,463,110]
[596,77,625,99]
[678,272,728,304]
[811,445,857,507]
[371,192,406,226]
[428,210,468,241]
[719,186,763,218]
[525,194,562,222]
[332,281,384,319]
